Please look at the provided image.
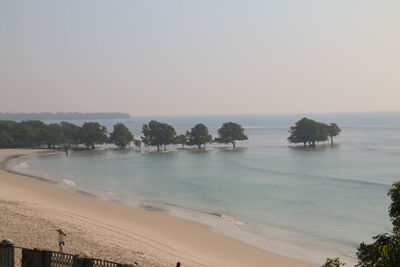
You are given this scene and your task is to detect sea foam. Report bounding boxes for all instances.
[62,178,77,187]
[13,161,29,170]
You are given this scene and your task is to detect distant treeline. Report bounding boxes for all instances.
[0,112,130,121]
[0,120,248,151]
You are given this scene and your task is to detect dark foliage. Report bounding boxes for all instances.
[187,124,213,149]
[215,122,248,148]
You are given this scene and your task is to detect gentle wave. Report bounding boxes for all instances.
[62,178,77,187]
[12,161,29,170]
[224,155,391,187]
[220,214,246,226]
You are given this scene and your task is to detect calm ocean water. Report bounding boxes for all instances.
[9,112,400,265]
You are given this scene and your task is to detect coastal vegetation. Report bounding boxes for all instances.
[0,117,344,151]
[175,134,188,148]
[288,118,341,147]
[215,122,248,148]
[322,257,345,267]
[109,123,134,149]
[327,123,342,145]
[141,120,176,151]
[0,120,110,149]
[133,139,142,150]
[0,119,250,151]
[60,121,81,146]
[187,123,213,149]
[80,122,108,149]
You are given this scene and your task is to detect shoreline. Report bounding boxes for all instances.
[0,148,315,267]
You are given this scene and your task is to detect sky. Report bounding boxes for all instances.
[0,0,399,116]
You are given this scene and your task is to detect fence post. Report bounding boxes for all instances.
[0,241,14,267]
[21,248,51,267]
[42,250,52,267]
[75,256,94,267]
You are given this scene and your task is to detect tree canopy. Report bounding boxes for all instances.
[60,121,81,145]
[175,134,188,148]
[109,123,134,149]
[321,257,345,267]
[0,120,71,148]
[327,123,342,145]
[160,123,176,151]
[187,123,213,149]
[141,120,176,151]
[43,123,65,149]
[133,139,142,150]
[80,122,108,149]
[12,121,37,147]
[389,182,400,229]
[288,118,330,147]
[0,120,138,151]
[0,120,17,148]
[215,122,248,148]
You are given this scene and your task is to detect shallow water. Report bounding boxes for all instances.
[10,112,400,265]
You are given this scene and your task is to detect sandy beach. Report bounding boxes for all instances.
[0,149,315,267]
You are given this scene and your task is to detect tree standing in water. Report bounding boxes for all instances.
[141,120,176,151]
[327,123,342,145]
[187,123,213,149]
[80,122,108,149]
[175,133,188,149]
[287,117,329,147]
[215,122,248,148]
[109,123,134,149]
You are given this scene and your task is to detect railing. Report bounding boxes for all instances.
[1,242,128,267]
[50,251,75,267]
[1,240,182,267]
[21,248,125,267]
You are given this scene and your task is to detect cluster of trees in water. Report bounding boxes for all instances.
[0,120,107,149]
[142,120,248,151]
[323,181,400,267]
[0,117,341,150]
[0,120,248,151]
[288,117,341,147]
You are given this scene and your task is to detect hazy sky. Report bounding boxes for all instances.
[1,1,399,116]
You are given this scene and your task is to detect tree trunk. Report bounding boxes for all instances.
[198,144,201,149]
[232,141,236,149]
[330,136,333,145]
[303,142,307,147]
[157,145,160,151]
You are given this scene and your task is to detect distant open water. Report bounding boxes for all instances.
[8,112,400,265]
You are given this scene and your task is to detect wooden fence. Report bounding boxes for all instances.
[1,243,132,267]
[1,242,181,267]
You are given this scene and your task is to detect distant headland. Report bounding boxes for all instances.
[0,112,131,121]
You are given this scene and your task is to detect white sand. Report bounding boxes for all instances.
[0,149,315,267]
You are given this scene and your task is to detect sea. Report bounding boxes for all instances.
[7,112,400,265]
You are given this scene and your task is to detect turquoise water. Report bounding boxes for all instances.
[10,112,400,265]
